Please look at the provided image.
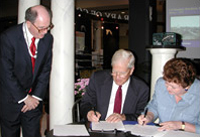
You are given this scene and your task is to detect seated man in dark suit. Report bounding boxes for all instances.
[80,49,149,122]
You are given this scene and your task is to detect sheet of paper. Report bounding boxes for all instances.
[91,121,125,131]
[125,124,200,137]
[53,125,90,136]
[124,124,167,137]
[161,130,200,137]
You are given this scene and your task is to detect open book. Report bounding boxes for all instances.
[90,121,125,132]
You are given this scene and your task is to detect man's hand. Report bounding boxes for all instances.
[21,95,39,113]
[87,110,101,122]
[106,113,126,123]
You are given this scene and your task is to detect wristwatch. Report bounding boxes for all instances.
[181,121,185,131]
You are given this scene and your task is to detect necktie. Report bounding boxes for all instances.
[28,37,36,93]
[30,37,36,72]
[113,85,122,114]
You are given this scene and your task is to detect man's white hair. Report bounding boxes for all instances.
[111,49,135,69]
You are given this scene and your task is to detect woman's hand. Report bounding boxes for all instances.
[158,121,182,131]
[137,112,154,125]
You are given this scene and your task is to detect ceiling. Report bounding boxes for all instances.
[0,0,129,18]
[76,0,128,12]
[76,0,129,17]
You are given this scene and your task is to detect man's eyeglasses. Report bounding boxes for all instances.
[111,69,130,78]
[31,22,54,33]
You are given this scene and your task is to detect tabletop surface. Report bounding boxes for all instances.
[46,121,140,137]
[146,45,186,50]
[46,121,200,137]
[46,129,139,137]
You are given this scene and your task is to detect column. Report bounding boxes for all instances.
[18,0,40,23]
[92,21,102,68]
[50,0,75,129]
[129,0,151,84]
[148,47,184,98]
[94,21,102,52]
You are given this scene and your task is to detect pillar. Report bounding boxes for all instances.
[129,0,152,84]
[94,21,101,52]
[50,0,75,129]
[147,47,185,98]
[18,0,40,23]
[92,21,102,68]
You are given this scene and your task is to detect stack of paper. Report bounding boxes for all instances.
[124,124,199,137]
[53,123,199,137]
[53,125,89,136]
[125,124,166,137]
[161,130,200,137]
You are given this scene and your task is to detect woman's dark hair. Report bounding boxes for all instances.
[163,58,196,88]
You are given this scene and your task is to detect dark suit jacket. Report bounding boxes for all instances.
[0,23,53,120]
[80,70,149,121]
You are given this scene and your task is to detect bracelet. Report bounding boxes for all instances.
[181,121,185,131]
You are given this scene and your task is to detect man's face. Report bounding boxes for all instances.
[28,19,51,39]
[27,10,52,39]
[111,60,134,86]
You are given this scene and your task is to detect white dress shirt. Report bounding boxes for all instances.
[105,78,130,119]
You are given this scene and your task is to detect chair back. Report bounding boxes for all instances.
[72,98,82,123]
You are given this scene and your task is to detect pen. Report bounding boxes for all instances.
[94,110,98,117]
[154,123,161,127]
[93,107,97,117]
[144,108,148,117]
[143,108,148,125]
[93,107,99,122]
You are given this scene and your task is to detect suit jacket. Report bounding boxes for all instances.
[80,70,149,121]
[0,23,53,120]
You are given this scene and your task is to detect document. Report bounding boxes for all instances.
[124,124,166,137]
[53,125,89,136]
[161,130,200,137]
[124,124,199,137]
[91,121,125,131]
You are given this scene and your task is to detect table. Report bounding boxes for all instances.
[47,121,200,137]
[47,130,139,137]
[46,121,140,137]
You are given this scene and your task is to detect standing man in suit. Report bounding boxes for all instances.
[81,49,149,122]
[0,5,53,137]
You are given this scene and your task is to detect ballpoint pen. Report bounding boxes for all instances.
[93,107,99,122]
[143,108,148,125]
[94,109,98,117]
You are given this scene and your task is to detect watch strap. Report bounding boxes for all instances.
[181,121,185,131]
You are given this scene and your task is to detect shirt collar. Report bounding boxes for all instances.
[24,22,34,42]
[113,78,130,88]
[181,79,197,104]
[23,22,39,45]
